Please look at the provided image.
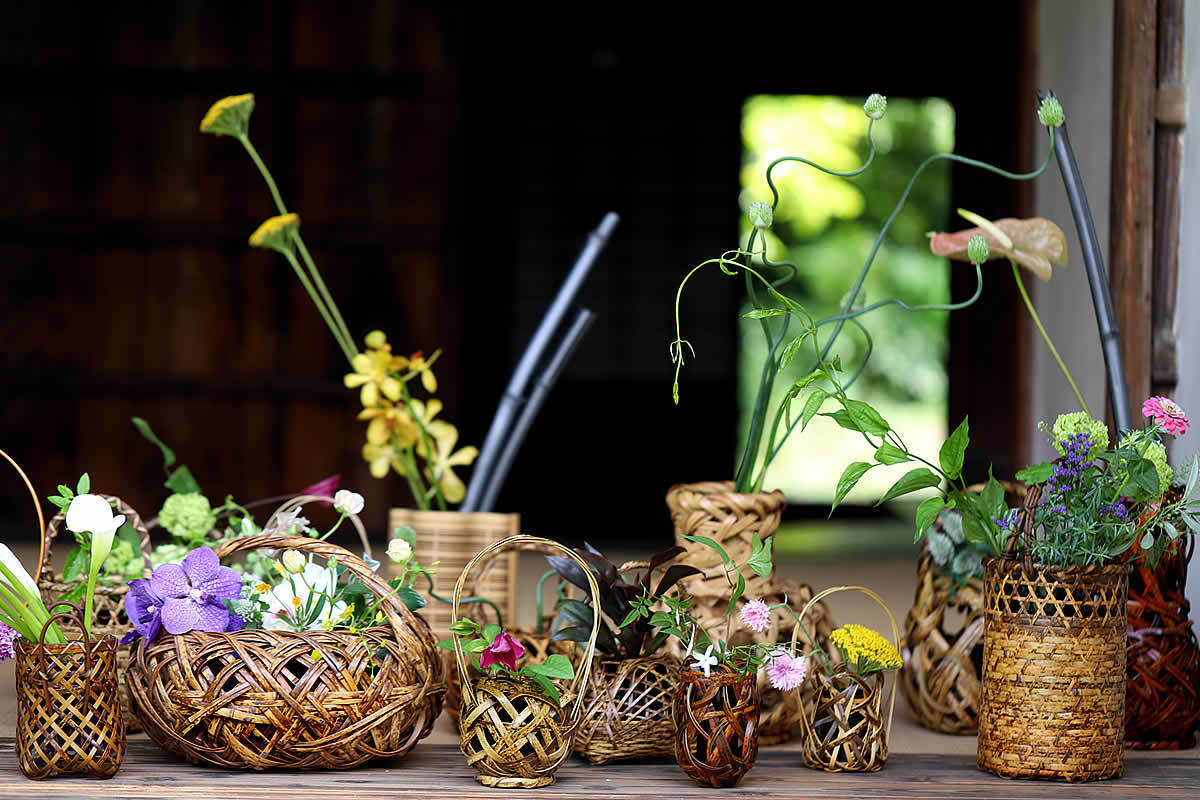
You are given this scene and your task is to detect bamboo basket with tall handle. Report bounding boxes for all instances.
[453,535,601,789]
[794,585,899,773]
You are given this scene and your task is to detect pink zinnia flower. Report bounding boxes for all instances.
[480,631,525,671]
[740,599,771,633]
[1143,396,1190,437]
[766,649,808,691]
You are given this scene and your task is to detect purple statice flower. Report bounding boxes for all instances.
[0,621,18,662]
[121,578,166,644]
[1103,501,1130,521]
[993,509,1020,532]
[152,547,243,635]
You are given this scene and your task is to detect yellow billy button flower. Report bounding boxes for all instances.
[362,441,407,479]
[199,93,255,137]
[830,623,902,674]
[344,350,403,408]
[249,213,301,255]
[418,420,479,504]
[358,399,419,449]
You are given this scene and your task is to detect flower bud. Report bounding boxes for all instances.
[966,234,990,265]
[387,537,413,564]
[333,489,365,515]
[1037,96,1064,128]
[199,94,255,137]
[747,201,773,230]
[281,550,306,574]
[863,93,887,120]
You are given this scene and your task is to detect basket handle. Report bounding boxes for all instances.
[451,534,601,724]
[38,495,152,584]
[791,585,900,735]
[263,495,373,559]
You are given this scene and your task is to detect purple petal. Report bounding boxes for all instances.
[190,601,230,633]
[151,563,191,599]
[182,547,220,582]
[225,612,246,632]
[125,578,161,622]
[198,565,243,602]
[142,613,163,642]
[161,597,199,634]
[120,628,141,645]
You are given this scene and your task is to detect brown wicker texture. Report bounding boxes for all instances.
[126,533,444,770]
[36,495,150,735]
[445,623,575,724]
[15,607,126,779]
[666,481,836,744]
[673,664,760,787]
[453,535,600,788]
[389,508,518,642]
[573,653,680,764]
[795,586,898,773]
[1126,534,1200,749]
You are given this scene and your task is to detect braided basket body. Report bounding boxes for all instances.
[574,653,680,764]
[126,535,443,770]
[799,670,888,772]
[978,557,1128,781]
[673,665,760,787]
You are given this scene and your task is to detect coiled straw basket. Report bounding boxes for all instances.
[977,485,1129,781]
[453,535,600,788]
[795,586,898,773]
[126,533,444,770]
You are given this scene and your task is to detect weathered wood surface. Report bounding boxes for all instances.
[0,740,1196,799]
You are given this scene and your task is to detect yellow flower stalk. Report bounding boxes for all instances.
[199,93,255,137]
[830,623,901,674]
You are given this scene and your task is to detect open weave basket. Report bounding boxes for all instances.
[453,535,600,788]
[795,586,898,773]
[37,495,150,735]
[574,652,680,764]
[126,534,443,770]
[16,606,125,779]
[673,664,760,787]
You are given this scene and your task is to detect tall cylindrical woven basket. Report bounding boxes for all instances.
[389,508,518,642]
[36,495,151,735]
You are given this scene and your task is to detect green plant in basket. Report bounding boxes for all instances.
[443,619,576,705]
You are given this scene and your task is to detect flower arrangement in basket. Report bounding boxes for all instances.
[123,494,445,770]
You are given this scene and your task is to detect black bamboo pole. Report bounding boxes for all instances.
[461,213,619,512]
[1041,90,1133,433]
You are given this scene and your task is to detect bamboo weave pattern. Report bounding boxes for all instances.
[673,666,760,787]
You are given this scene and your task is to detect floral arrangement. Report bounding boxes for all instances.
[199,94,476,509]
[442,619,576,704]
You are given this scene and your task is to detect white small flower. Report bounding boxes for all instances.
[281,550,306,574]
[689,644,719,678]
[386,538,413,564]
[66,494,125,538]
[333,489,364,515]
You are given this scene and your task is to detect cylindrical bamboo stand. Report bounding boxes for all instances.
[453,535,600,788]
[795,586,898,773]
[16,607,126,779]
[673,665,760,787]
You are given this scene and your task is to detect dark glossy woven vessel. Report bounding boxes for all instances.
[673,666,760,788]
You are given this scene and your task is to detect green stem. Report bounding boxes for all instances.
[280,249,356,363]
[534,569,557,634]
[1010,259,1090,416]
[319,513,348,541]
[399,447,431,511]
[400,383,447,511]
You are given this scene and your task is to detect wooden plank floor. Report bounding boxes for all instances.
[0,740,1196,799]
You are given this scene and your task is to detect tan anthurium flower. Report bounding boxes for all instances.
[928,216,1067,280]
[357,399,419,449]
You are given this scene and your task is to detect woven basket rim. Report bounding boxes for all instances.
[666,480,786,502]
[984,556,1132,577]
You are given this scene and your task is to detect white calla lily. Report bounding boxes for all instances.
[66,494,124,637]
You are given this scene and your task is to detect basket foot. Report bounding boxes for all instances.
[475,774,556,789]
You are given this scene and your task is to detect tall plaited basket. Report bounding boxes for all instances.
[977,487,1129,781]
[453,535,601,789]
[389,508,518,642]
[667,481,837,743]
[37,495,151,735]
[126,534,444,770]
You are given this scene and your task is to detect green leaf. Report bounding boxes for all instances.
[525,671,561,705]
[779,335,804,370]
[726,571,746,614]
[961,512,989,549]
[979,473,1006,518]
[76,473,90,496]
[681,535,732,565]
[825,409,861,432]
[1140,532,1155,550]
[832,462,873,513]
[57,485,73,500]
[843,400,890,436]
[131,416,177,470]
[876,468,941,506]
[938,417,969,480]
[1129,458,1160,495]
[745,535,773,579]
[392,525,417,549]
[1015,461,1054,483]
[744,308,787,319]
[801,390,827,431]
[164,465,201,495]
[1163,521,1181,540]
[395,587,426,612]
[1182,514,1200,534]
[527,653,574,680]
[648,611,675,629]
[62,547,88,583]
[436,638,455,650]
[874,444,909,466]
[465,637,488,653]
[482,624,502,644]
[1187,458,1199,497]
[618,608,642,628]
[793,369,827,392]
[47,495,69,510]
[914,497,950,543]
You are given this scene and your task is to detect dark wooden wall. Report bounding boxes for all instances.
[1,3,1035,549]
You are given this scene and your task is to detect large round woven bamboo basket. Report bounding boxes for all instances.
[37,495,150,735]
[453,535,600,789]
[127,534,444,770]
[1126,535,1200,749]
[673,664,760,787]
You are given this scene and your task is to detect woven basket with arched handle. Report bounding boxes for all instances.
[453,535,600,789]
[795,586,899,773]
[126,533,443,770]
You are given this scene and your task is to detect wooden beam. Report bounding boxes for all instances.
[1152,0,1185,398]
[1109,0,1157,424]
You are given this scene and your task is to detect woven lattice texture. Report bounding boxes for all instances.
[573,653,679,764]
[16,634,126,779]
[1126,536,1200,749]
[445,624,576,724]
[673,666,760,787]
[126,534,444,770]
[667,482,835,744]
[798,670,888,772]
[389,508,518,642]
[38,495,150,734]
[900,543,984,735]
[978,557,1128,781]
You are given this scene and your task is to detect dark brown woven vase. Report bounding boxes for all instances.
[673,666,760,788]
[574,653,680,764]
[1126,536,1200,749]
[978,557,1128,781]
[16,616,125,779]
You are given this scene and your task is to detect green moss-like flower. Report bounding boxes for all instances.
[1038,96,1065,128]
[158,493,217,546]
[747,201,773,230]
[863,93,887,120]
[200,93,255,137]
[966,234,990,265]
[1051,411,1109,459]
[1120,434,1173,495]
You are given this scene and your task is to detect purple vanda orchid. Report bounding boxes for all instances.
[151,547,243,635]
[121,578,165,644]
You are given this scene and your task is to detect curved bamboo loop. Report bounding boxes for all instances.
[792,584,899,734]
[452,535,601,724]
[263,494,372,558]
[1,448,48,582]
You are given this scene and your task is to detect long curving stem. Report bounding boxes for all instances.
[1010,259,1091,416]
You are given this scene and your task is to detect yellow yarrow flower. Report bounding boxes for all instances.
[830,623,901,674]
[200,93,255,137]
[249,213,300,255]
